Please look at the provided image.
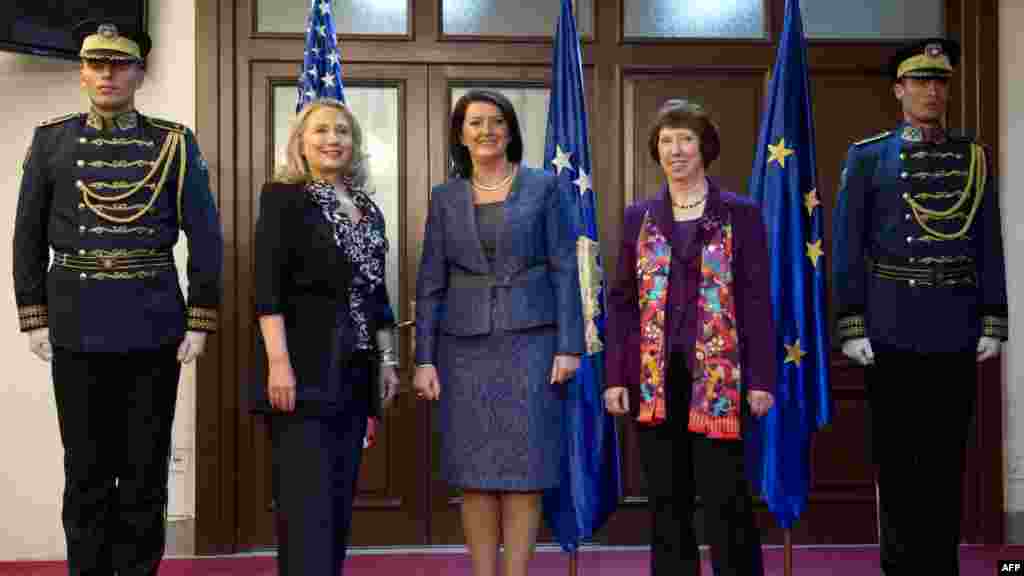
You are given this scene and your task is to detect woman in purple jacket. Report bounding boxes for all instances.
[604,99,776,576]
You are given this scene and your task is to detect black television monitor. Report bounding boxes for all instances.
[0,1,147,61]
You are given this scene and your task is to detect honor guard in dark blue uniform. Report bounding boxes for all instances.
[12,20,222,576]
[831,38,1007,575]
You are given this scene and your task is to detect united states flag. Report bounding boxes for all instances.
[297,0,345,110]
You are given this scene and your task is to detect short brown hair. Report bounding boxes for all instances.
[647,99,720,169]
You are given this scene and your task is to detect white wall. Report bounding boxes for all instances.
[1001,0,1024,524]
[0,1,196,560]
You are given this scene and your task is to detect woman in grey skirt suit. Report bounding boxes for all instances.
[413,89,584,576]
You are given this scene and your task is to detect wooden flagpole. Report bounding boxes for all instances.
[785,529,793,576]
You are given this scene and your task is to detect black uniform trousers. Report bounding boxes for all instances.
[866,348,976,576]
[52,343,181,576]
[270,352,371,576]
[636,352,763,576]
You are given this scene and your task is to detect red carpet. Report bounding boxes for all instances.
[1,545,1021,574]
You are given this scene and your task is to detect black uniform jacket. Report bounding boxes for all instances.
[13,111,222,352]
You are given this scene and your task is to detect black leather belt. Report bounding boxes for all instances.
[53,249,174,272]
[868,255,975,287]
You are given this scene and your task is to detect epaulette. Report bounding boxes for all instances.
[147,117,186,134]
[852,131,892,147]
[37,112,80,128]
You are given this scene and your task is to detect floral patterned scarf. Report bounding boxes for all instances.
[635,209,742,440]
[307,178,388,349]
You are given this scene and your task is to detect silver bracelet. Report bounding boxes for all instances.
[379,348,399,367]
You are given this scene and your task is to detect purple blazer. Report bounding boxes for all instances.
[605,178,777,417]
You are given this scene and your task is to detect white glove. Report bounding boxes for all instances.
[177,331,208,364]
[842,337,875,366]
[977,336,1001,363]
[28,327,52,362]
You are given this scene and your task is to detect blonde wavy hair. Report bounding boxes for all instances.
[274,98,369,189]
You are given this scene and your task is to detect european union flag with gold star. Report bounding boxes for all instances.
[746,0,832,529]
[297,0,345,110]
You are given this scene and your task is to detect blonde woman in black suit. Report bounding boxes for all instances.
[251,98,399,575]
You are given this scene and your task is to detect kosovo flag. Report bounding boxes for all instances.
[746,0,832,529]
[541,0,622,552]
[297,0,346,109]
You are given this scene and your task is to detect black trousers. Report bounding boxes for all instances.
[52,344,181,576]
[270,354,371,576]
[866,349,976,576]
[637,353,763,576]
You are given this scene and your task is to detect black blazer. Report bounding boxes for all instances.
[250,181,389,417]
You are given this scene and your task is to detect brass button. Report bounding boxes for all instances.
[76,160,85,167]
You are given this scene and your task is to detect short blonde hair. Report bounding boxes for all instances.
[274,98,369,189]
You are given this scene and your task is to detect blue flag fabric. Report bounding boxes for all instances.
[541,0,622,552]
[746,0,832,529]
[297,0,346,110]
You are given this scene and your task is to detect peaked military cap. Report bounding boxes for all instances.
[889,37,960,81]
[73,20,152,63]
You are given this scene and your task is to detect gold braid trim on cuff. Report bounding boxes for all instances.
[837,315,866,341]
[982,315,1008,340]
[18,305,49,331]
[187,307,218,332]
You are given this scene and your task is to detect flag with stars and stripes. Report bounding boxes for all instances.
[746,0,832,529]
[540,0,621,552]
[297,0,345,110]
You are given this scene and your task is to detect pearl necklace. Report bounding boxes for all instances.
[671,194,706,210]
[472,166,516,191]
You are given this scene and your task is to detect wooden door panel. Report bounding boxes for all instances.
[623,69,766,205]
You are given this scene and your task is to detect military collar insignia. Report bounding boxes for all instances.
[901,124,947,145]
[85,109,138,132]
[86,110,104,131]
[115,111,138,131]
